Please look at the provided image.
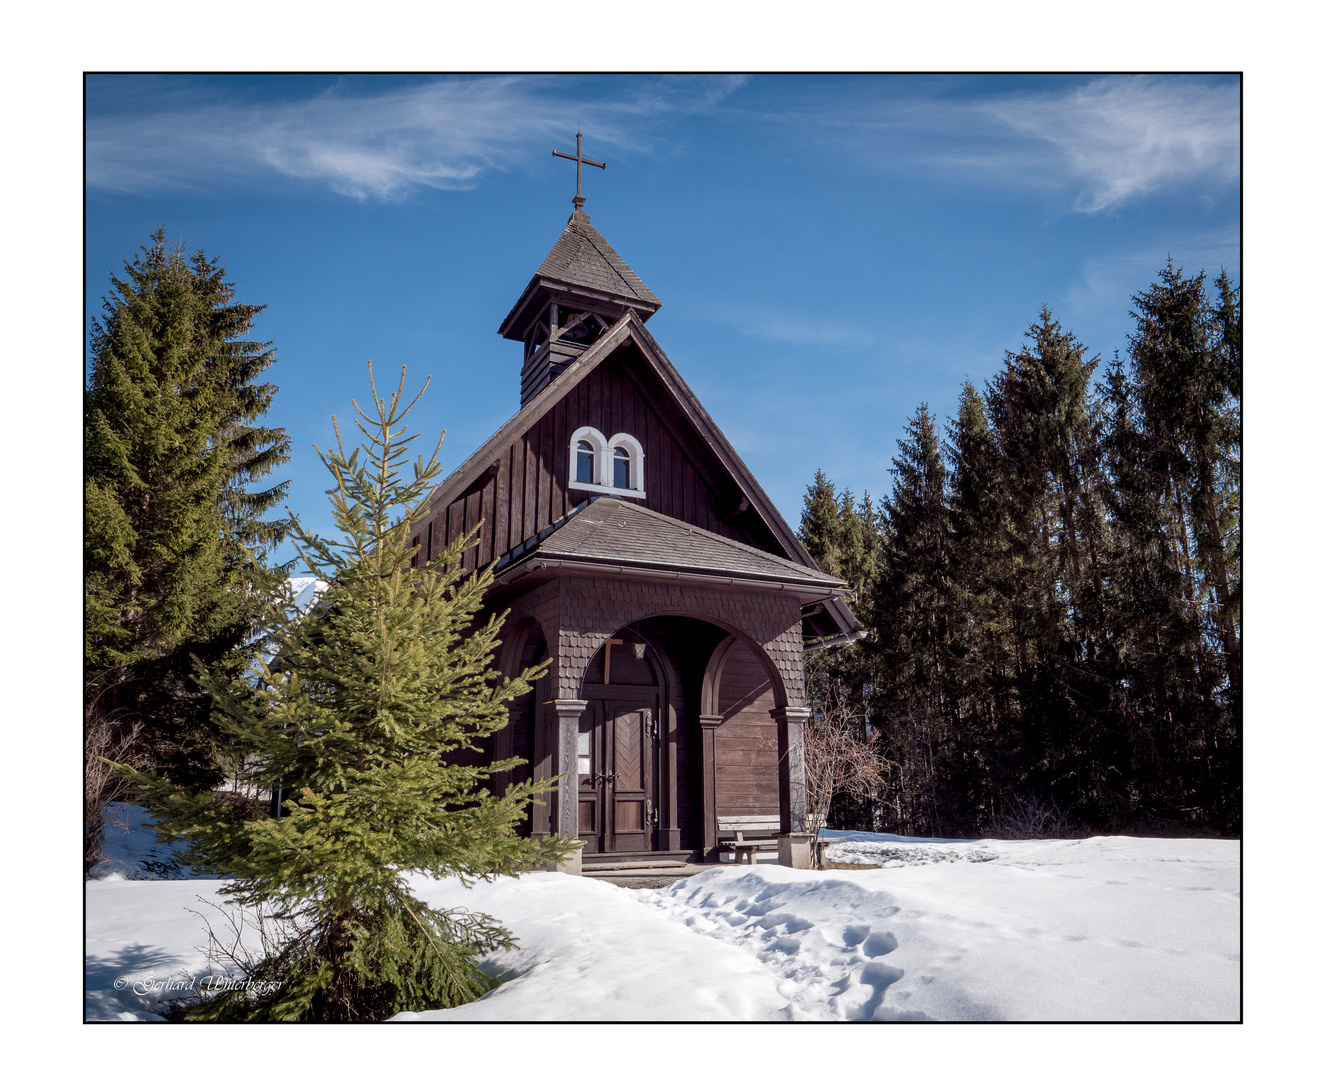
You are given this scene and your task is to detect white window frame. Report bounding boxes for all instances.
[568,425,646,498]
[607,432,646,496]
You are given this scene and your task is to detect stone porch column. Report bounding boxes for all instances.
[549,699,587,875]
[772,705,812,868]
[699,713,723,861]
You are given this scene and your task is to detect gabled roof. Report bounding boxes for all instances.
[497,496,846,595]
[498,210,661,340]
[423,310,864,642]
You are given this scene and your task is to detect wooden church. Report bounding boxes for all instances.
[414,139,862,871]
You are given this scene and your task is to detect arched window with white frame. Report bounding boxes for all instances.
[608,432,645,496]
[575,438,596,484]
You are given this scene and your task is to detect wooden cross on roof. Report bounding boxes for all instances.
[552,130,605,212]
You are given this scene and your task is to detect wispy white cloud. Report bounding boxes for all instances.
[750,75,1238,215]
[86,75,1237,213]
[986,77,1239,213]
[86,75,747,201]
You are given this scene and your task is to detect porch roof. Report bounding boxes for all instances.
[494,496,847,597]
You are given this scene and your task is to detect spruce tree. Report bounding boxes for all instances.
[115,367,574,1020]
[944,379,1016,826]
[1104,263,1241,830]
[870,404,953,834]
[985,308,1114,821]
[1100,350,1198,820]
[85,228,291,788]
[798,469,879,618]
[800,469,845,578]
[1128,263,1241,708]
[799,474,879,830]
[837,489,880,616]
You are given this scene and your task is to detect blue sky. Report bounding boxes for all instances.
[85,74,1239,564]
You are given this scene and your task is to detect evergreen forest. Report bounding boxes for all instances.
[800,263,1241,839]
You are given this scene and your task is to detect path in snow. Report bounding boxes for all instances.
[639,871,933,1020]
[643,837,1239,1021]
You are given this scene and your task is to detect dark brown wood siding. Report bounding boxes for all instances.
[712,641,780,818]
[417,350,772,569]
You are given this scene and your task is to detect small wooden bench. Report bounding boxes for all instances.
[718,815,782,864]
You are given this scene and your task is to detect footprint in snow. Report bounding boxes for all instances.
[637,884,925,1021]
[861,931,898,957]
[757,913,813,933]
[834,961,906,1020]
[838,924,871,948]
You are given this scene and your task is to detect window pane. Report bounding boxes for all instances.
[613,447,630,488]
[576,441,594,483]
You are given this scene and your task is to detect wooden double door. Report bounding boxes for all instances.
[577,691,658,854]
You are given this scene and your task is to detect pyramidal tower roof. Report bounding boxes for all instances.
[540,209,660,307]
[498,208,661,340]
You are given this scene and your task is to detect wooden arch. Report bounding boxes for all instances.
[566,611,791,714]
[492,617,552,831]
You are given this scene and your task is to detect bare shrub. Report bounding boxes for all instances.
[803,679,889,868]
[85,695,143,873]
[984,793,1089,840]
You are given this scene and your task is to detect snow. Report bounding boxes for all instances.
[86,804,215,883]
[85,808,1239,1022]
[284,576,328,616]
[249,576,328,670]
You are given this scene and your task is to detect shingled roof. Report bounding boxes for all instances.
[498,210,661,340]
[496,496,846,596]
[539,210,660,305]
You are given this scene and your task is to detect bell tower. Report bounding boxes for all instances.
[497,134,661,407]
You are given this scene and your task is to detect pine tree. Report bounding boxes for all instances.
[944,378,1016,826]
[1129,263,1241,708]
[85,228,291,788]
[870,404,953,834]
[1100,350,1197,820]
[800,469,845,578]
[799,474,880,830]
[985,308,1114,818]
[837,489,880,616]
[1103,263,1241,830]
[114,367,574,1020]
[798,469,879,618]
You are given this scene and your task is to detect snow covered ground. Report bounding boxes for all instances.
[86,809,1239,1022]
